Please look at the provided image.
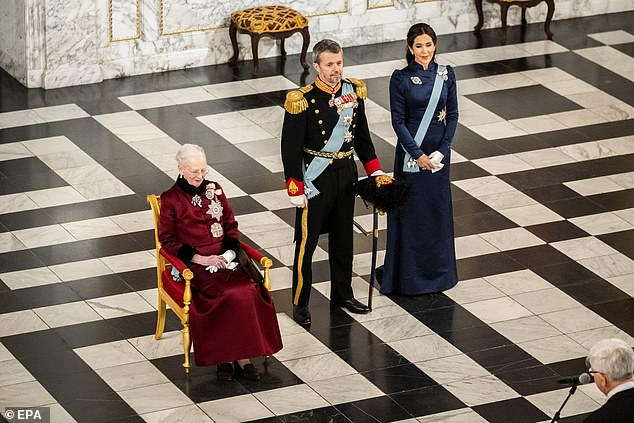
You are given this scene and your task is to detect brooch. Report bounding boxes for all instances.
[437,107,447,123]
[210,222,224,238]
[191,194,202,207]
[410,76,422,85]
[438,68,448,81]
[206,199,223,220]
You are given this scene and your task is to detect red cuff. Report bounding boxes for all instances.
[363,158,381,176]
[286,178,304,196]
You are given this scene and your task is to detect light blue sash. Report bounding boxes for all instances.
[402,64,446,173]
[304,82,355,199]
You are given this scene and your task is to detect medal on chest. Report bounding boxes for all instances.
[329,92,358,114]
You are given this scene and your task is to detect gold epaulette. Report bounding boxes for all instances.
[346,78,367,100]
[284,85,313,114]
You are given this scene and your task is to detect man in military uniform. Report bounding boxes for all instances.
[281,39,384,325]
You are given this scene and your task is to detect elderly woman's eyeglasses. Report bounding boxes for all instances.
[183,166,208,176]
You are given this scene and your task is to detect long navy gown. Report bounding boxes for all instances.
[380,60,459,295]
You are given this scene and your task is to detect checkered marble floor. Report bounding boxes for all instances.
[1,12,633,423]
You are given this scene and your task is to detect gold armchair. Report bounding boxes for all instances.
[147,194,272,374]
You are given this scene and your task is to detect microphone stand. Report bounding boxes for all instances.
[550,381,579,422]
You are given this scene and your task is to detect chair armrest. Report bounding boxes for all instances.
[240,242,264,262]
[160,249,190,274]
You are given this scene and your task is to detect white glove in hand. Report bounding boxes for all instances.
[429,151,445,173]
[370,170,387,177]
[289,194,307,208]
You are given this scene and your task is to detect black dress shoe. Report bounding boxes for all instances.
[234,362,261,381]
[293,305,311,325]
[217,362,234,381]
[332,298,370,314]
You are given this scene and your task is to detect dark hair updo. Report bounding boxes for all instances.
[405,23,437,64]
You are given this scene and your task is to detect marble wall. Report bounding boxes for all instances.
[0,0,26,84]
[2,0,633,89]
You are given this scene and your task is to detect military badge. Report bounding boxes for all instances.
[210,222,223,238]
[344,132,353,143]
[410,76,422,85]
[343,115,353,127]
[191,194,202,207]
[205,183,215,199]
[207,199,223,220]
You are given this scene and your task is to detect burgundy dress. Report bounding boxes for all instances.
[159,177,283,366]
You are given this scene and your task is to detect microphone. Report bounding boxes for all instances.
[557,373,593,385]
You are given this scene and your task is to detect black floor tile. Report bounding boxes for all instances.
[336,343,406,373]
[453,210,517,236]
[53,320,128,349]
[441,324,511,353]
[468,344,541,374]
[493,133,553,154]
[612,42,634,58]
[390,292,456,313]
[276,406,347,423]
[0,249,46,273]
[589,188,634,212]
[466,85,582,120]
[337,395,413,422]
[362,363,436,395]
[524,184,581,204]
[414,304,486,335]
[457,252,525,280]
[544,197,607,219]
[66,274,134,301]
[533,261,603,288]
[495,364,561,396]
[312,321,383,353]
[452,125,509,159]
[59,392,138,423]
[562,278,631,307]
[152,355,249,403]
[10,283,82,310]
[589,298,634,325]
[499,168,564,191]
[452,197,494,217]
[390,385,465,417]
[526,220,590,243]
[505,245,572,269]
[473,397,550,423]
[598,229,634,259]
[450,161,491,181]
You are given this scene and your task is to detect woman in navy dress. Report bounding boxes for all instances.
[380,23,459,295]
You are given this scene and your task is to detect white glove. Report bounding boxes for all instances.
[429,151,445,173]
[370,169,387,177]
[289,194,307,208]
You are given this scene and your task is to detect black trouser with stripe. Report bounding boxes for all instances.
[292,160,356,307]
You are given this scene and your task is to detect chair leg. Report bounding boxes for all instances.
[229,22,239,64]
[499,3,510,43]
[544,0,555,39]
[299,27,310,70]
[474,0,484,31]
[250,33,261,76]
[182,322,191,374]
[155,297,167,340]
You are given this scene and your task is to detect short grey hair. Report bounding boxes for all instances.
[585,338,634,381]
[313,39,342,64]
[175,144,206,165]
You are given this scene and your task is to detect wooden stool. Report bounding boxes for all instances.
[229,5,311,76]
[474,0,555,41]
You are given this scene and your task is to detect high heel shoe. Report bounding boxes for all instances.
[216,363,234,381]
[234,362,261,381]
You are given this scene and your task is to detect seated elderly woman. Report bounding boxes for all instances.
[159,144,282,381]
